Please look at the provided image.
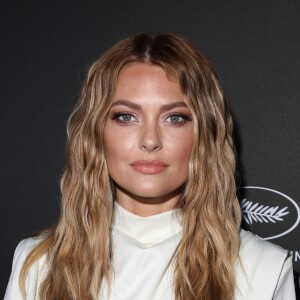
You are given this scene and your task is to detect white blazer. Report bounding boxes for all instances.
[4,229,295,299]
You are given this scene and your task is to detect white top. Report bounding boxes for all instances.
[5,203,296,299]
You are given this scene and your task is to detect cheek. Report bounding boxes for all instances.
[104,135,120,166]
[104,141,122,181]
[180,144,193,174]
[104,127,135,168]
[167,132,193,167]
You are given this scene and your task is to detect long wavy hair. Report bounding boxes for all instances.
[20,33,241,300]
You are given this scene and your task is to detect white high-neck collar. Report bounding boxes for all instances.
[113,202,182,247]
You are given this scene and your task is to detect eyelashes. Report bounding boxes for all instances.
[111,112,137,124]
[111,112,192,126]
[167,114,191,124]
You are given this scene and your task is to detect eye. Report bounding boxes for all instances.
[119,114,133,122]
[112,112,137,123]
[166,114,189,124]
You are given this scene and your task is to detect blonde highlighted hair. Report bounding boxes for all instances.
[20,33,241,299]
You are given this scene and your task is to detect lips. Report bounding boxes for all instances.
[130,160,169,174]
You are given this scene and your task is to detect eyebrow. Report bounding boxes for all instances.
[111,99,188,111]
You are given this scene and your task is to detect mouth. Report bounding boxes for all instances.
[130,160,169,175]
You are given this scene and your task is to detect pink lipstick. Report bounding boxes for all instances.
[130,160,168,174]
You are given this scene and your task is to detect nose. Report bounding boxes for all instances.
[139,122,162,152]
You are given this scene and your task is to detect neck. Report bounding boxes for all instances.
[115,186,181,217]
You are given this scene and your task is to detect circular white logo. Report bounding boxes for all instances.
[238,186,300,240]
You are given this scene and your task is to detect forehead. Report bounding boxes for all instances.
[117,62,177,83]
[113,63,183,105]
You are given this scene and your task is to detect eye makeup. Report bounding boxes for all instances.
[110,110,192,128]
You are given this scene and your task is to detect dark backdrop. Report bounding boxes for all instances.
[1,0,299,298]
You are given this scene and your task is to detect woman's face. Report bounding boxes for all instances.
[104,63,194,214]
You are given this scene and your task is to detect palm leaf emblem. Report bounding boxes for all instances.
[241,198,289,224]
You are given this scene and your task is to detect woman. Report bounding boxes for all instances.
[5,33,295,300]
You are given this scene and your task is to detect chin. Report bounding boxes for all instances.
[131,187,169,198]
[123,183,182,200]
[114,177,184,201]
